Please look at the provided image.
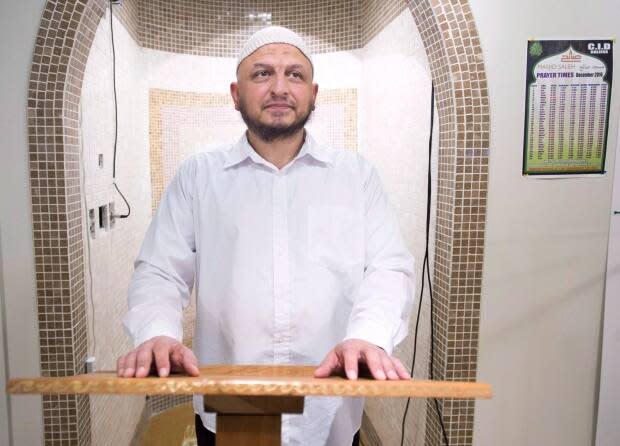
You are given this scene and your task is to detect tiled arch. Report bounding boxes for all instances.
[26,0,489,445]
[404,2,489,444]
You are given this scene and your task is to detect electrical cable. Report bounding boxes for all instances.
[399,82,450,446]
[109,1,131,219]
[75,1,126,365]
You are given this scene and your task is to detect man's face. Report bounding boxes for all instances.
[231,43,318,142]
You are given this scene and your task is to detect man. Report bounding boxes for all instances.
[117,26,415,446]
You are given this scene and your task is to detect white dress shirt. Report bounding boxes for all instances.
[123,131,415,446]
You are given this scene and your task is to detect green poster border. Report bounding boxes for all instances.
[522,40,613,176]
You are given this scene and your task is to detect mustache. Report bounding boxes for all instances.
[238,98,314,143]
[263,99,295,108]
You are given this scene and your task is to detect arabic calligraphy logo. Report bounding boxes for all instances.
[529,41,543,57]
[561,47,581,63]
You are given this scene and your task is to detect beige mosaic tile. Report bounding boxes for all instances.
[149,87,358,211]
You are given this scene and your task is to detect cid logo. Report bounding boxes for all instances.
[588,42,611,53]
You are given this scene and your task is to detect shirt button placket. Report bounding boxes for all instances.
[272,173,291,366]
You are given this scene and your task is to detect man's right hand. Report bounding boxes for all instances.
[116,335,200,378]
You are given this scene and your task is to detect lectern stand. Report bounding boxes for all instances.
[8,365,492,446]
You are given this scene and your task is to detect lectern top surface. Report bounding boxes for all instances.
[8,365,492,399]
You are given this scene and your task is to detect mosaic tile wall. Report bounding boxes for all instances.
[28,0,489,445]
[29,0,107,444]
[112,0,410,57]
[139,0,361,56]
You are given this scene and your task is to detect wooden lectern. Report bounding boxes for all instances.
[8,365,492,445]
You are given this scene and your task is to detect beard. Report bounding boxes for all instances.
[238,98,314,142]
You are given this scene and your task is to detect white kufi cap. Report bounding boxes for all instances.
[236,26,313,71]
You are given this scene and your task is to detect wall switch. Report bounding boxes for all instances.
[98,204,109,231]
[109,201,116,228]
[88,208,96,239]
[98,154,104,169]
[85,356,96,374]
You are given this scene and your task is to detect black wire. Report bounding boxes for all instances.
[113,181,131,217]
[400,82,449,446]
[423,83,449,446]
[109,1,131,218]
[400,247,427,445]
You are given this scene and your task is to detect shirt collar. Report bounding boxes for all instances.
[222,130,334,170]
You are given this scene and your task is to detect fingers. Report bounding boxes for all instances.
[366,349,410,380]
[380,354,398,380]
[179,345,200,376]
[117,336,200,378]
[314,350,340,378]
[392,356,410,379]
[343,346,360,380]
[116,355,126,377]
[362,348,386,380]
[121,349,138,377]
[117,336,201,378]
[153,340,172,377]
[135,343,154,378]
[169,343,199,376]
[335,339,411,381]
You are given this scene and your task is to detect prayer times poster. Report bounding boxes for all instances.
[523,39,613,175]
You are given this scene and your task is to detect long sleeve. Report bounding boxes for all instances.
[122,158,197,347]
[343,164,416,355]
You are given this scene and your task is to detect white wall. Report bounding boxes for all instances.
[144,47,362,93]
[0,235,11,446]
[0,1,47,446]
[596,117,620,445]
[80,8,150,446]
[357,9,436,445]
[471,1,620,445]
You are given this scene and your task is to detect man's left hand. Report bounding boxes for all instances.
[313,338,410,380]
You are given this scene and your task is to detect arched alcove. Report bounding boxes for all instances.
[26,0,489,444]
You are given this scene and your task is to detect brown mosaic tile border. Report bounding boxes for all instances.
[139,0,361,56]
[404,1,489,445]
[114,0,412,58]
[27,1,489,445]
[312,88,359,151]
[28,0,111,444]
[148,89,231,213]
